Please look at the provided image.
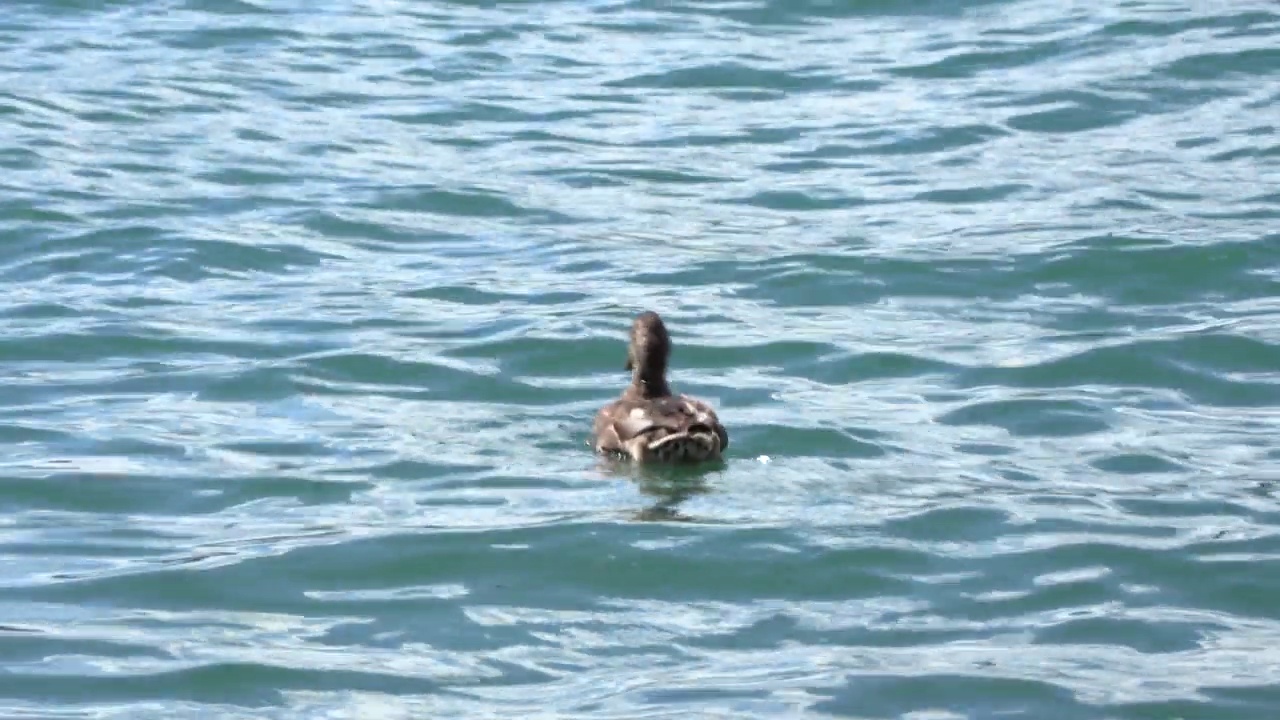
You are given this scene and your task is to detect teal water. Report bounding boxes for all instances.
[2,0,1279,717]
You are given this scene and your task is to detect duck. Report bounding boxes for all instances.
[592,310,729,463]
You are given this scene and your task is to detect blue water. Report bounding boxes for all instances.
[2,1,1279,718]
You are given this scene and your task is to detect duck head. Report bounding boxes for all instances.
[625,310,672,398]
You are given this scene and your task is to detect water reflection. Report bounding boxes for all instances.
[594,456,722,522]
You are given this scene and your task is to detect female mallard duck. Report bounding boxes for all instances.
[592,311,728,463]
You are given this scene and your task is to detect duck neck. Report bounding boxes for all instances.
[630,364,670,399]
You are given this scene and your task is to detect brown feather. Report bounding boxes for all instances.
[591,312,728,464]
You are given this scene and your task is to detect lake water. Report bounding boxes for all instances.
[2,0,1279,717]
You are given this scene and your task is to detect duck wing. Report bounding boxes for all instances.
[680,396,729,452]
[599,395,726,442]
[591,397,680,452]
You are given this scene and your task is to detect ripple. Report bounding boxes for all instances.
[2,0,1280,717]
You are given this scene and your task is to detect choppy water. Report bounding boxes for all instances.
[2,0,1280,717]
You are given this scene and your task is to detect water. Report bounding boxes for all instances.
[2,0,1279,717]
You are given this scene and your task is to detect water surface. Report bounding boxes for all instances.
[2,0,1280,717]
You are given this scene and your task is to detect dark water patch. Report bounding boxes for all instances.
[1005,101,1137,134]
[304,351,468,387]
[1033,615,1208,654]
[889,38,1081,80]
[936,398,1110,438]
[431,473,583,493]
[403,284,589,307]
[740,424,888,460]
[0,423,72,444]
[1104,11,1280,40]
[882,505,1012,542]
[1201,685,1280,717]
[27,524,915,612]
[540,171,632,189]
[440,335,618,377]
[760,158,843,173]
[1180,557,1280,619]
[177,239,339,277]
[1090,452,1186,475]
[0,661,450,708]
[182,0,272,15]
[148,25,307,52]
[860,348,963,379]
[375,102,605,127]
[638,125,811,148]
[914,183,1029,204]
[0,331,302,364]
[1115,496,1275,523]
[0,632,171,665]
[208,473,373,509]
[234,127,280,142]
[1,537,172,561]
[194,167,294,187]
[813,673,1094,720]
[604,62,829,92]
[956,336,1280,408]
[561,166,730,185]
[1208,142,1280,163]
[0,301,81,320]
[297,209,464,248]
[1153,332,1280,375]
[1134,187,1205,203]
[784,350,955,385]
[0,473,237,516]
[295,362,583,408]
[733,268,885,307]
[196,365,304,403]
[1029,237,1278,304]
[360,184,579,223]
[0,147,42,170]
[651,0,1003,24]
[327,459,480,481]
[839,123,1009,156]
[1117,697,1274,720]
[0,198,82,227]
[2,228,334,285]
[1164,47,1280,81]
[954,441,1017,457]
[723,189,866,211]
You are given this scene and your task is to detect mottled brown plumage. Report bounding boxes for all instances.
[592,311,728,463]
